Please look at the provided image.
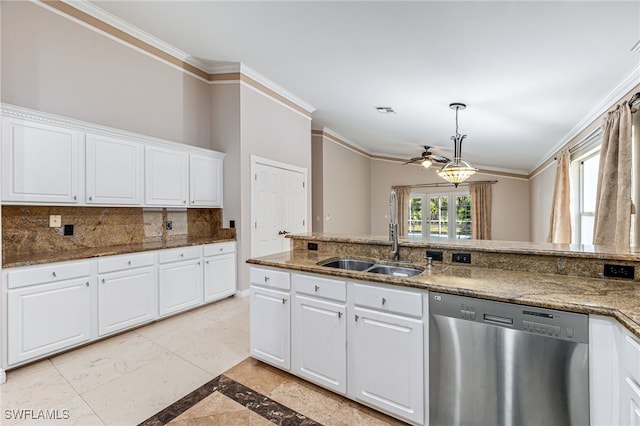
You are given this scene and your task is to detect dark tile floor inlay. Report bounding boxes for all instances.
[138,375,322,425]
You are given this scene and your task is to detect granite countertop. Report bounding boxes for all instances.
[288,232,640,261]
[4,236,236,268]
[247,249,640,339]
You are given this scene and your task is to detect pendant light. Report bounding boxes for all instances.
[437,102,477,187]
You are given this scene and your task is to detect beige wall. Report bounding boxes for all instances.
[311,134,324,232]
[314,137,371,234]
[370,160,531,241]
[529,165,555,243]
[1,1,211,148]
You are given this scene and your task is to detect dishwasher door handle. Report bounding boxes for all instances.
[483,314,514,325]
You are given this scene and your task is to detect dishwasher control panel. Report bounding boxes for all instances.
[430,292,588,343]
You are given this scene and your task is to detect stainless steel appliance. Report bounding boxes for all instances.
[429,292,589,426]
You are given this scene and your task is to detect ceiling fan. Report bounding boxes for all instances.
[402,145,450,169]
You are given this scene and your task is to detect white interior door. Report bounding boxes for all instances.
[251,157,307,258]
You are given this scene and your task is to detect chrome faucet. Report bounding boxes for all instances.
[389,190,399,261]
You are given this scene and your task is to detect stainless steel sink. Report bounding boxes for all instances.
[318,258,375,271]
[317,258,423,277]
[366,265,423,277]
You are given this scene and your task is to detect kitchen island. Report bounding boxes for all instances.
[247,233,640,426]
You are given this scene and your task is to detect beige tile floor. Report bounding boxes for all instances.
[0,296,250,426]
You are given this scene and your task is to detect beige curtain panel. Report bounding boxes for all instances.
[593,104,633,246]
[395,186,411,237]
[470,182,492,240]
[547,149,572,244]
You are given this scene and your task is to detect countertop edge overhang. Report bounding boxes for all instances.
[247,249,640,340]
[287,233,640,262]
[3,237,237,268]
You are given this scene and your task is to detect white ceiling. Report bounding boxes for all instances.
[89,0,640,174]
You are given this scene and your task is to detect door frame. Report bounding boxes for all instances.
[250,155,308,258]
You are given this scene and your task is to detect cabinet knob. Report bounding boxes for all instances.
[73,195,77,200]
[338,311,343,319]
[192,200,195,204]
[85,282,90,287]
[282,298,287,304]
[264,276,270,283]
[89,196,93,201]
[183,200,187,204]
[206,260,210,264]
[355,314,359,322]
[197,261,201,265]
[219,248,223,252]
[382,297,386,305]
[180,253,184,257]
[314,285,319,292]
[102,278,106,284]
[52,271,57,277]
[128,260,132,265]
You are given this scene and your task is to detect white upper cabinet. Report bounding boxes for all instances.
[85,133,143,205]
[189,153,223,207]
[2,117,81,203]
[145,145,189,206]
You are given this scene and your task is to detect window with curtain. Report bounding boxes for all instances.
[408,191,471,239]
[573,150,599,245]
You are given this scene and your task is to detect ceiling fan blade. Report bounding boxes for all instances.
[402,157,423,165]
[430,155,450,163]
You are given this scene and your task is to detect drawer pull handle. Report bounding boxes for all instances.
[101,278,106,284]
[180,253,184,257]
[282,298,287,304]
[338,311,343,319]
[264,276,270,283]
[52,272,57,277]
[382,297,386,305]
[314,285,320,292]
[355,314,359,322]
[128,260,132,265]
[85,281,90,287]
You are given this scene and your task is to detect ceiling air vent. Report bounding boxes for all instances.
[375,106,396,114]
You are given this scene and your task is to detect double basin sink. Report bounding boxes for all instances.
[317,258,423,277]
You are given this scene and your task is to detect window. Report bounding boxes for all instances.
[575,151,599,245]
[409,191,472,239]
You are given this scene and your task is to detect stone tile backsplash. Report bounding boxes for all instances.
[2,206,227,260]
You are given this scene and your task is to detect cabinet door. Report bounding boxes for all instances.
[292,294,346,394]
[190,153,223,207]
[2,117,80,203]
[250,286,290,370]
[98,266,156,336]
[7,278,92,365]
[145,145,188,206]
[203,252,236,303]
[349,306,424,424]
[158,259,203,317]
[86,133,143,205]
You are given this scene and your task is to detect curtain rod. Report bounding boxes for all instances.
[392,180,497,189]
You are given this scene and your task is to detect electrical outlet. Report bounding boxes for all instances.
[63,224,74,236]
[166,221,173,230]
[308,242,318,251]
[453,252,471,264]
[426,250,443,261]
[603,264,635,279]
[49,215,61,227]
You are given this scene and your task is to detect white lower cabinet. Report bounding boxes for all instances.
[348,283,424,425]
[203,242,236,303]
[158,258,203,317]
[7,277,93,365]
[292,273,347,394]
[98,266,156,336]
[250,267,291,370]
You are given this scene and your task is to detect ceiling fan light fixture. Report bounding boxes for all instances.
[437,102,478,186]
[421,158,432,169]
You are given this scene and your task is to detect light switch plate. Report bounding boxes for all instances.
[49,215,61,227]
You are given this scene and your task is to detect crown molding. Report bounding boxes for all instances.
[531,63,640,174]
[53,1,315,115]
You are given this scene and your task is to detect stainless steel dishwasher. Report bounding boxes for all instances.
[429,292,589,426]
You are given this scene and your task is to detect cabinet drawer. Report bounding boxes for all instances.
[353,283,422,317]
[98,252,155,274]
[294,273,346,302]
[250,267,290,291]
[158,246,201,264]
[7,261,92,289]
[203,242,236,257]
